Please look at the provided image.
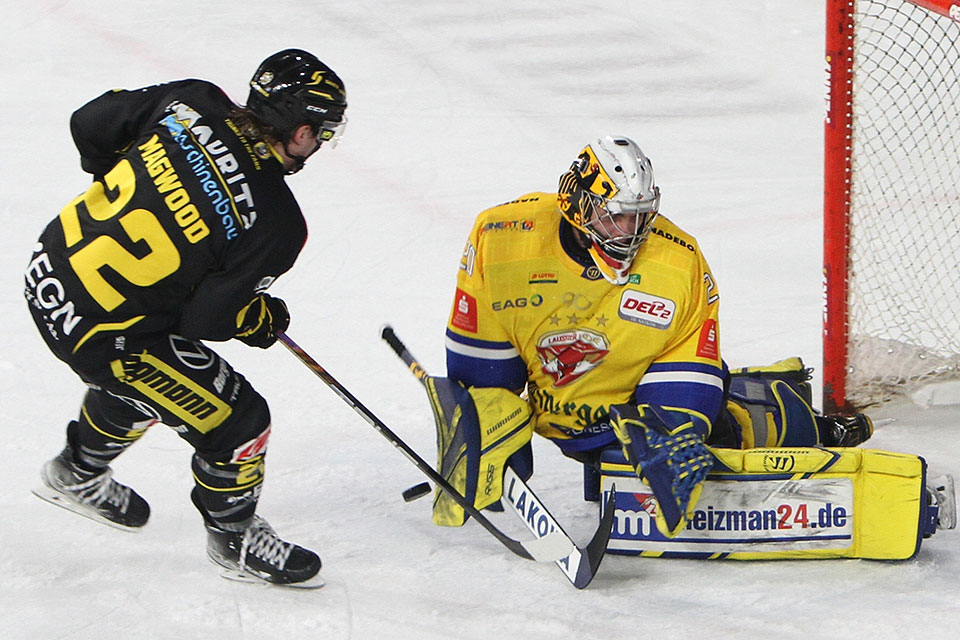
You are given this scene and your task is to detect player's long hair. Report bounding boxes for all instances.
[229,106,320,146]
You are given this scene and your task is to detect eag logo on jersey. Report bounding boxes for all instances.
[618,290,675,329]
[536,329,609,387]
[492,294,543,311]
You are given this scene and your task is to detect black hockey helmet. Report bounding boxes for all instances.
[247,49,347,143]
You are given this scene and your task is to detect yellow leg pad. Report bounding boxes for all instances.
[600,447,927,560]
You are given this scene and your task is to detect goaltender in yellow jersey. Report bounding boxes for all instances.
[414,135,950,559]
[423,136,878,538]
[438,136,725,535]
[447,190,723,450]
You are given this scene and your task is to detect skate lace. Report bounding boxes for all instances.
[240,517,293,569]
[69,468,131,513]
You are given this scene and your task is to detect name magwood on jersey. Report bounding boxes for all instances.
[445,192,724,445]
[24,80,307,359]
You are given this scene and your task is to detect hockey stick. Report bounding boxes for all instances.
[380,325,616,589]
[276,331,573,563]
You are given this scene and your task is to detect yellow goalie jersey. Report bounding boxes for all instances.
[445,192,725,454]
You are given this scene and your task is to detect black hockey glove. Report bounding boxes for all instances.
[234,294,289,348]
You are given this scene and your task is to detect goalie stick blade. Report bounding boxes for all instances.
[579,484,617,587]
[502,467,616,589]
[520,530,577,563]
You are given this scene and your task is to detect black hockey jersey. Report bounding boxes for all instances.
[24,80,307,358]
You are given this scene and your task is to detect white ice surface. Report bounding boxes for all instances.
[1,1,957,638]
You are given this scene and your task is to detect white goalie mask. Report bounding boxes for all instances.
[558,136,661,284]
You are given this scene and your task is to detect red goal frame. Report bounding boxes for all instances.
[822,0,960,413]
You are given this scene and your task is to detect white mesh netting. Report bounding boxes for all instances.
[845,0,960,407]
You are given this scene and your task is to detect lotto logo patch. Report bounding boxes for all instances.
[451,288,478,333]
[696,318,719,359]
[529,271,558,284]
[618,290,675,328]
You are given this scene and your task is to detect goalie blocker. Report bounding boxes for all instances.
[596,445,954,560]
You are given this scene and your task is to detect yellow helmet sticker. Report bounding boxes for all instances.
[577,145,618,199]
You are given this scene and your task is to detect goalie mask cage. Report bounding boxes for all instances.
[823,0,960,412]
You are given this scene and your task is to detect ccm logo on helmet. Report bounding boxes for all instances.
[618,290,675,329]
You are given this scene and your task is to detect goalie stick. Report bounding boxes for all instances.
[276,331,572,563]
[380,325,616,589]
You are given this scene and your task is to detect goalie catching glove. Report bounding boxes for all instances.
[234,294,289,348]
[424,378,534,527]
[610,403,713,538]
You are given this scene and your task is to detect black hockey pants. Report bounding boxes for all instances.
[37,324,272,530]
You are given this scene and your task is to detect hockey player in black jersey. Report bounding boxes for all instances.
[24,49,346,587]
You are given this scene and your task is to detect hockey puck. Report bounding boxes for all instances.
[402,482,431,502]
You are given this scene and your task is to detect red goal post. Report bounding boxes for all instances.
[823,0,960,412]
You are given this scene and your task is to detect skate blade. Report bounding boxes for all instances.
[216,565,326,589]
[32,485,143,533]
[929,474,957,530]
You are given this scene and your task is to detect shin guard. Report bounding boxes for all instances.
[68,388,157,471]
[191,451,265,529]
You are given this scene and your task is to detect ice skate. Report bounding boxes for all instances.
[927,474,957,531]
[33,447,150,530]
[205,515,324,588]
[817,413,874,447]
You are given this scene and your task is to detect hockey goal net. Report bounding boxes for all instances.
[824,0,960,412]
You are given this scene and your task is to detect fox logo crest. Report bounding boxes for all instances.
[536,329,609,387]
